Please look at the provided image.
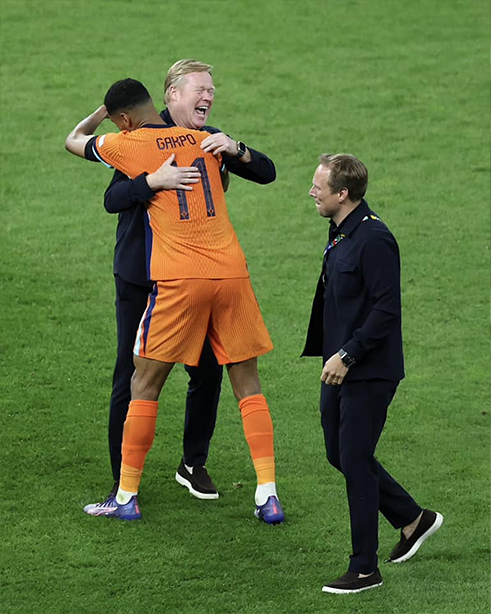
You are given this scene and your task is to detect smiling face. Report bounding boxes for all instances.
[309,164,344,220]
[167,71,215,129]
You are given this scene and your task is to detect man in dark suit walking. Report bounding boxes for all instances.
[303,153,443,594]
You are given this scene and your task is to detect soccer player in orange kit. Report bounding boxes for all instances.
[65,78,284,524]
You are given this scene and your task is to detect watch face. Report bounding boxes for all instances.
[237,141,246,157]
[339,350,355,367]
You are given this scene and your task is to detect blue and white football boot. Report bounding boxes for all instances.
[254,495,285,525]
[83,495,141,521]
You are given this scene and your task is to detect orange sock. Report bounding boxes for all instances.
[239,394,275,485]
[120,399,159,493]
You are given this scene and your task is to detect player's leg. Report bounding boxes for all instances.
[227,358,284,525]
[85,355,173,520]
[108,276,152,487]
[205,277,281,523]
[83,276,151,515]
[177,337,223,499]
[118,355,173,489]
[86,280,212,520]
[118,279,210,508]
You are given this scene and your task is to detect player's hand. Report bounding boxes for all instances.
[320,353,348,386]
[146,153,201,191]
[201,132,238,156]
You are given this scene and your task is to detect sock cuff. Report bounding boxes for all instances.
[239,393,268,417]
[128,399,159,418]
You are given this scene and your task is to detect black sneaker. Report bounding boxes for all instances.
[387,509,443,563]
[322,569,383,594]
[175,460,219,500]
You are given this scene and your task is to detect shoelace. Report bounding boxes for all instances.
[96,497,116,508]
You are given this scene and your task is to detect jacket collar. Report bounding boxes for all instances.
[160,108,175,125]
[336,199,370,237]
[159,108,214,133]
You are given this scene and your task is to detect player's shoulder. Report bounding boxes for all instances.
[98,130,125,144]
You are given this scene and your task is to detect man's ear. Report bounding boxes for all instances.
[339,187,349,203]
[119,112,132,130]
[168,85,178,102]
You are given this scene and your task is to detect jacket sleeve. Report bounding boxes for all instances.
[202,125,275,184]
[221,147,276,184]
[342,235,402,361]
[103,170,154,214]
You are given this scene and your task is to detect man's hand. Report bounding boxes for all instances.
[201,133,252,163]
[201,132,236,155]
[321,353,349,386]
[146,153,201,191]
[65,105,109,157]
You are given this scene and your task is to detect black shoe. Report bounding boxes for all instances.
[387,509,443,563]
[322,569,383,594]
[175,460,219,500]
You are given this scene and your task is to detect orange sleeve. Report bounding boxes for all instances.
[94,132,126,171]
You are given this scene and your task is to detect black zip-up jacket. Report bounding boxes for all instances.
[102,109,276,286]
[302,200,405,383]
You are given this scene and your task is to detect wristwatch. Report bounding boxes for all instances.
[236,141,247,158]
[338,349,356,368]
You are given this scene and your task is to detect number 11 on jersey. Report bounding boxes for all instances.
[172,157,216,221]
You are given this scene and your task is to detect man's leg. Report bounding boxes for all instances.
[175,337,223,499]
[108,276,152,486]
[321,381,390,594]
[337,380,399,574]
[321,378,424,533]
[183,337,222,465]
[227,358,284,524]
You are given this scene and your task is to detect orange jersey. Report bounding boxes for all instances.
[94,126,249,281]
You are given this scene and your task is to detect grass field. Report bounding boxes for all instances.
[1,0,489,613]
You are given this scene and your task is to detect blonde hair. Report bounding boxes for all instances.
[319,153,368,201]
[163,59,213,104]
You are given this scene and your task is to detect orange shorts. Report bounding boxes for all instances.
[134,278,273,366]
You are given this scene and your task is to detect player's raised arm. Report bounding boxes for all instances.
[65,105,109,157]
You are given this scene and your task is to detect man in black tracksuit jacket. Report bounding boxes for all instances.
[303,153,442,594]
[100,61,275,504]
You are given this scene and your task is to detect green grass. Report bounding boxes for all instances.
[1,0,489,612]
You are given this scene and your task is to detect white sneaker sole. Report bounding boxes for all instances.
[175,472,219,500]
[322,581,383,594]
[391,512,444,563]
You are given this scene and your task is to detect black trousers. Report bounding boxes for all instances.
[320,380,422,574]
[108,275,223,482]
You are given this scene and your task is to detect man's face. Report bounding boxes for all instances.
[168,71,215,129]
[309,165,341,218]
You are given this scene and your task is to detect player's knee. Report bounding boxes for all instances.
[131,369,162,401]
[227,358,261,400]
[131,360,170,400]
